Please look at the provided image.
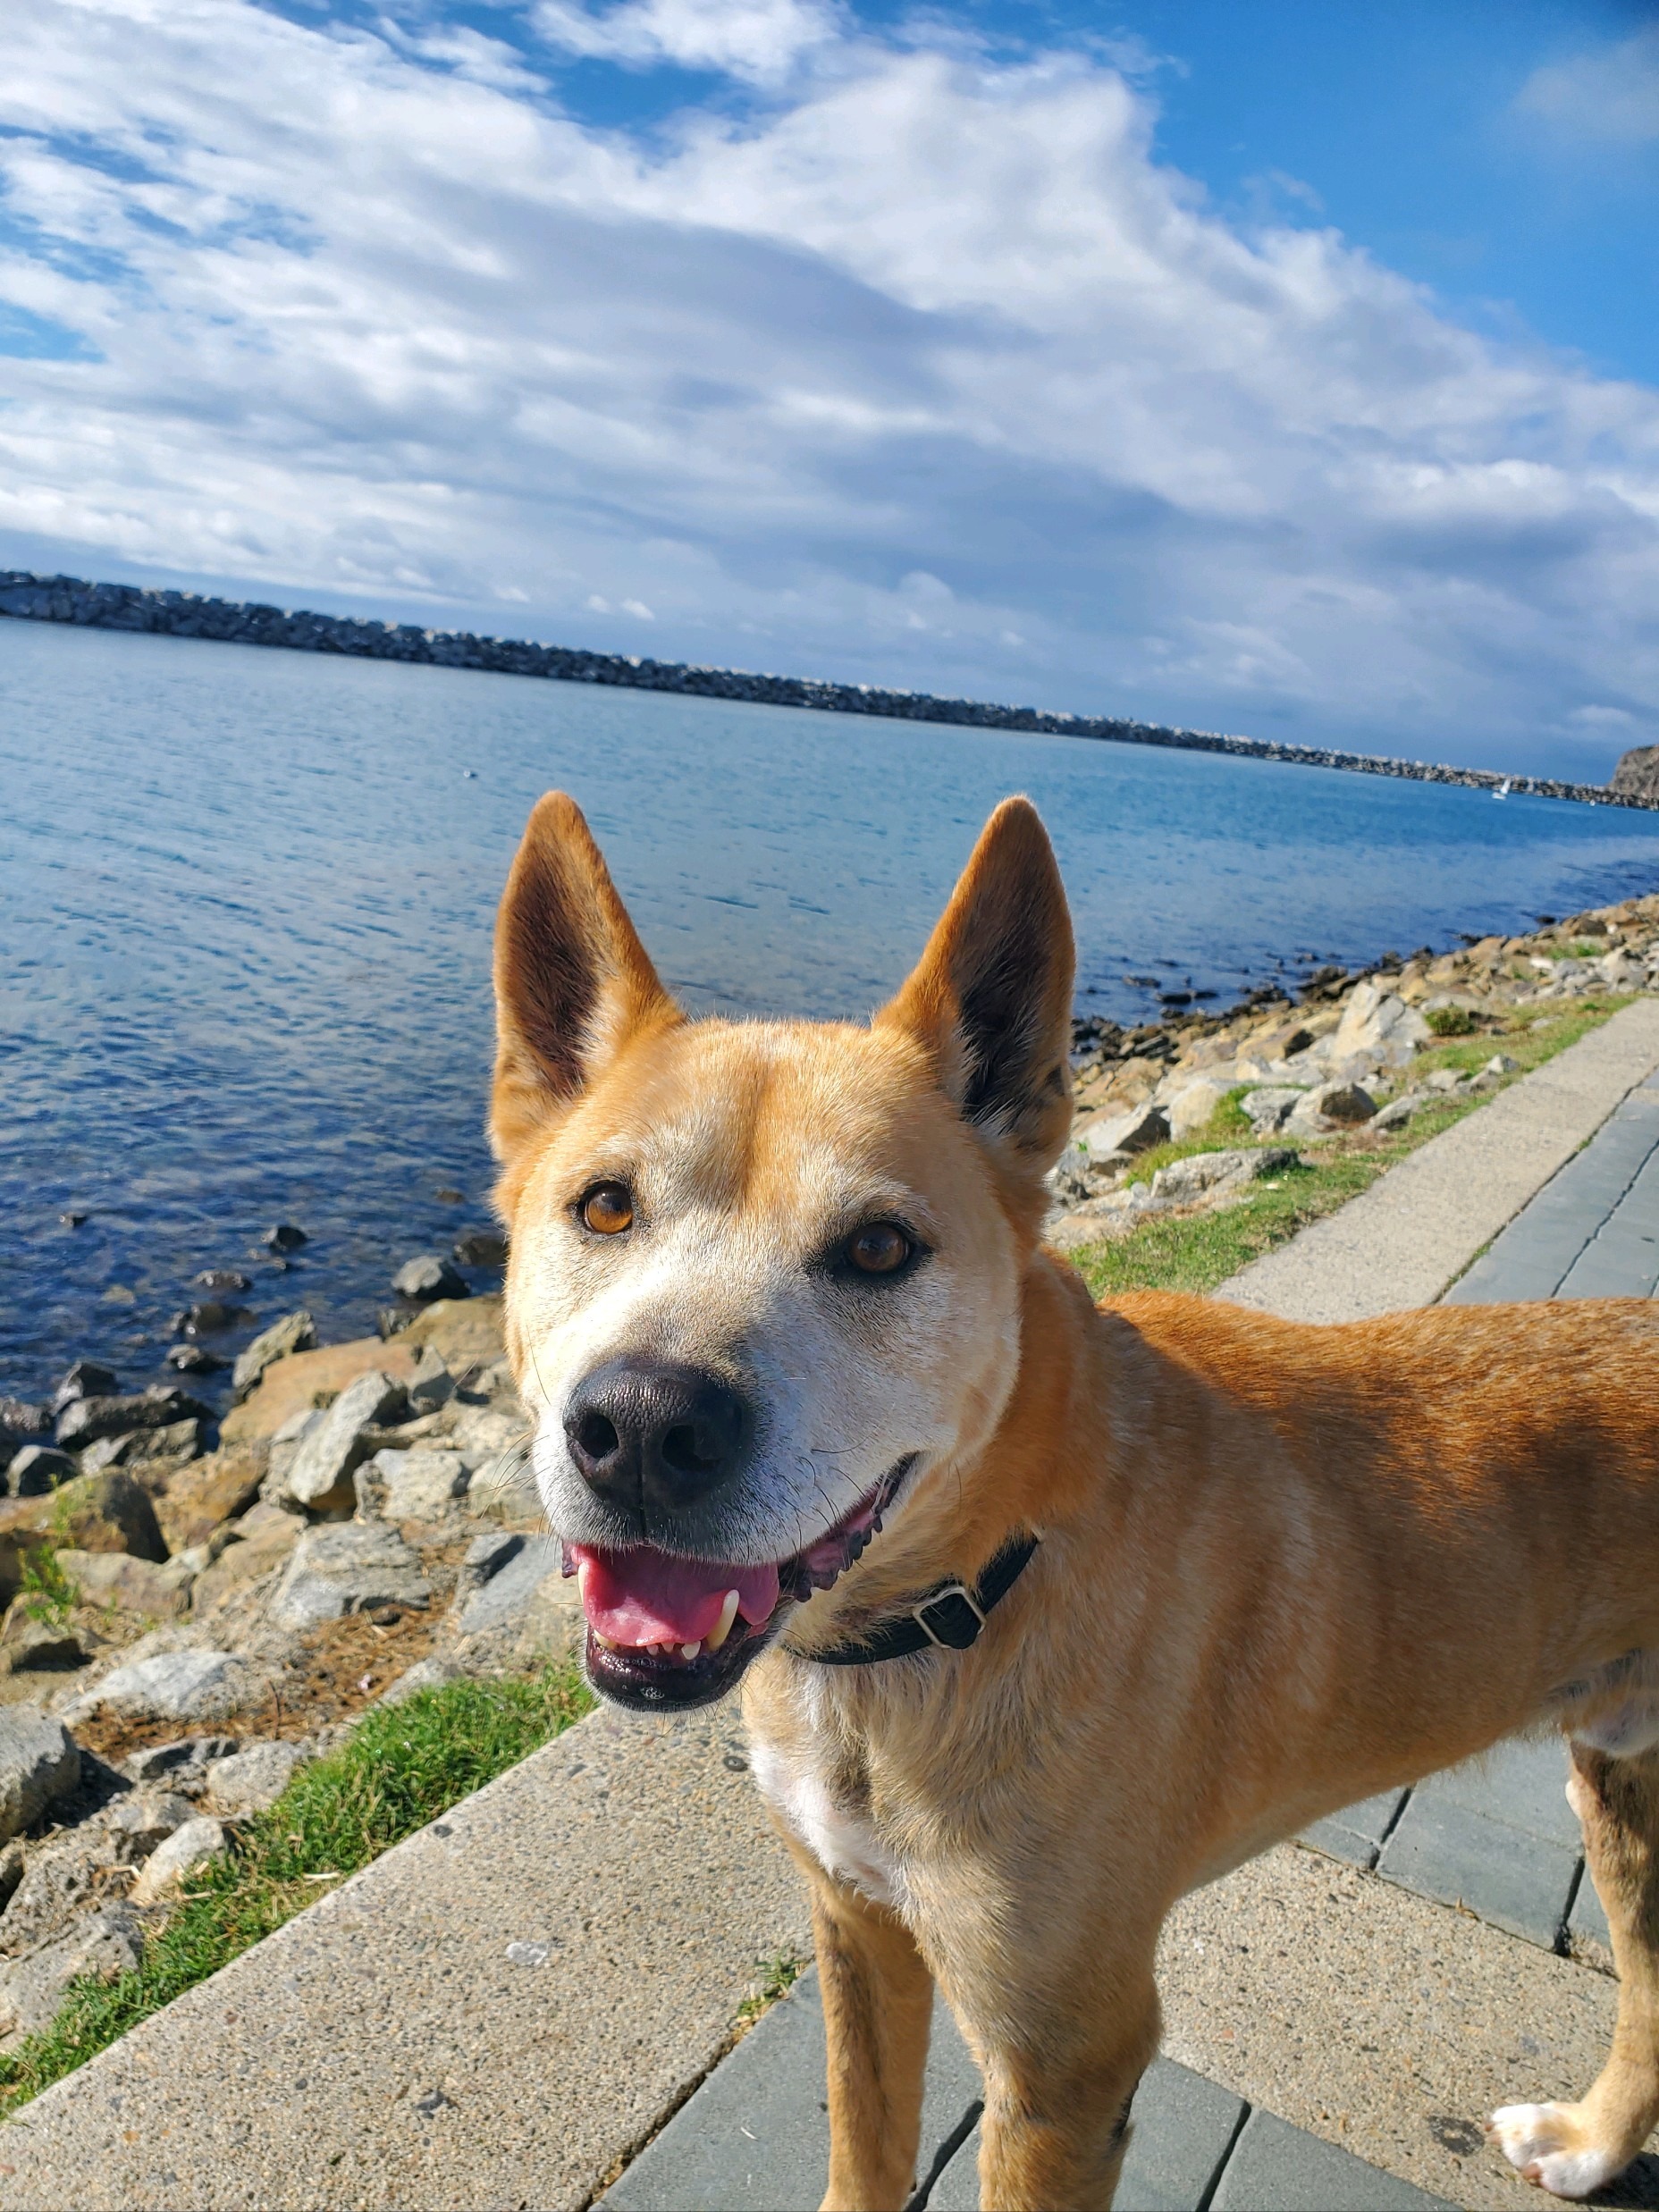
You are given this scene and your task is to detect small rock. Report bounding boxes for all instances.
[165,1345,224,1375]
[54,1549,195,1618]
[0,1707,80,1846]
[204,1740,301,1816]
[1150,1147,1298,1203]
[392,1255,468,1304]
[51,1361,120,1415]
[66,1650,252,1726]
[360,1448,469,1523]
[1164,1078,1237,1140]
[5,1446,79,1498]
[0,1617,87,1675]
[0,1907,143,2043]
[123,1736,239,1787]
[0,1400,52,1453]
[378,1308,416,1340]
[82,1417,202,1476]
[263,1224,307,1252]
[154,1442,268,1554]
[232,1309,318,1403]
[173,1300,250,1339]
[194,1270,252,1296]
[95,1789,196,1855]
[457,1535,567,1637]
[458,1529,524,1598]
[273,1522,433,1628]
[378,1655,462,1707]
[55,1385,210,1450]
[1078,1102,1170,1159]
[453,1228,508,1268]
[407,1346,454,1417]
[131,1816,227,1905]
[1484,1053,1521,1076]
[282,1369,408,1517]
[1425,1067,1467,1094]
[1373,1093,1423,1131]
[60,1210,88,1228]
[1330,982,1430,1068]
[1240,1086,1306,1135]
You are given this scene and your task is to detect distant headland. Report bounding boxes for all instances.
[3,568,1652,812]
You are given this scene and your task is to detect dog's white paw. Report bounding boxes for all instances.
[1487,2103,1621,2199]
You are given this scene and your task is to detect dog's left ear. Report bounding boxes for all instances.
[876,796,1074,1178]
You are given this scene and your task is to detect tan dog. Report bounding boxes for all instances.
[490,790,1659,2211]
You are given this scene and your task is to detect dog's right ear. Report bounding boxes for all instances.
[491,793,678,1196]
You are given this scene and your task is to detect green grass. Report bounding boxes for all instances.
[736,1949,806,2030]
[0,1663,594,2118]
[1074,997,1635,1301]
[16,1545,78,1627]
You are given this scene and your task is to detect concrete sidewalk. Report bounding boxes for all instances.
[8,999,1659,2209]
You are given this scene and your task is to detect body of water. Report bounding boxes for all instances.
[6,617,1659,1407]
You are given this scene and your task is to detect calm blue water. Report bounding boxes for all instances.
[5,617,1659,1408]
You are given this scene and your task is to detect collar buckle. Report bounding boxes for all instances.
[912,1580,988,1651]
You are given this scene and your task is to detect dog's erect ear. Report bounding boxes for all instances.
[876,797,1074,1176]
[491,793,678,1182]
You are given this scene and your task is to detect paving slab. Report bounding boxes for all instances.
[1446,1075,1659,1304]
[1301,1787,1410,1871]
[1210,2109,1455,2211]
[603,1971,981,2212]
[0,1704,812,2211]
[1224,999,1659,1323]
[927,2057,1242,2212]
[1377,1796,1580,1951]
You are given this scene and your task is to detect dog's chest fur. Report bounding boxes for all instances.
[748,1712,908,1911]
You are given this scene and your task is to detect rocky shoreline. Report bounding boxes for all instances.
[1047,891,1659,1246]
[3,568,1650,810]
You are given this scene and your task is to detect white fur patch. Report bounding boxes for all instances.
[749,1736,907,1911]
[1571,1697,1659,1760]
[1488,2104,1622,2200]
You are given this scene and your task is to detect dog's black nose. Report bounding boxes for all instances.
[564,1358,749,1520]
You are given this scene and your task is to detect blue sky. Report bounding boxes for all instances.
[2,0,1657,773]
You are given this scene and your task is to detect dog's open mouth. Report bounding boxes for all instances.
[565,1459,913,1710]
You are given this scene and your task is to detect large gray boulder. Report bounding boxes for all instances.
[0,1707,80,1846]
[359,1448,468,1522]
[204,1741,301,1817]
[1329,981,1429,1069]
[65,1649,252,1727]
[282,1369,407,1516]
[273,1522,432,1628]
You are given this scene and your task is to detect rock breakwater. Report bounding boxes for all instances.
[3,568,1646,809]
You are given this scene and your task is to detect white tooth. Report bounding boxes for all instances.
[707,1590,741,1653]
[680,1642,701,1660]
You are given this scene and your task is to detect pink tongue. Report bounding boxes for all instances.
[572,1545,781,1647]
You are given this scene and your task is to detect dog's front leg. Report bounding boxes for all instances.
[975,1960,1161,2212]
[805,1860,935,2212]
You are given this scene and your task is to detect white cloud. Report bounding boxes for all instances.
[1517,28,1659,144]
[0,1,1655,772]
[532,0,838,84]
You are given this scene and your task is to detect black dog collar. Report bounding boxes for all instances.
[804,1531,1041,1667]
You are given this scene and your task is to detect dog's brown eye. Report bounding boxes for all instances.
[580,1182,634,1236]
[847,1223,911,1275]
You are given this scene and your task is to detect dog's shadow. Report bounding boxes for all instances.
[1591,2153,1659,2208]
